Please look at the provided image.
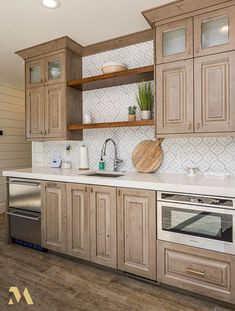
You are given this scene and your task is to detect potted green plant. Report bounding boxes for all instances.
[136,82,154,120]
[128,106,137,121]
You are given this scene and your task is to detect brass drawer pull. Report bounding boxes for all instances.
[186,267,205,276]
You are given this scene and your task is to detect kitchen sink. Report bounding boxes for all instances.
[86,172,124,178]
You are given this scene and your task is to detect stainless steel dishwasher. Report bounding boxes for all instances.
[7,178,41,245]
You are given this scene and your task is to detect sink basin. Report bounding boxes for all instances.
[86,172,124,178]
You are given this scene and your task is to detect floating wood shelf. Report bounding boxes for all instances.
[68,119,154,130]
[67,65,154,91]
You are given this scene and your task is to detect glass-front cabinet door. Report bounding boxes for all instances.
[44,53,65,85]
[156,18,193,64]
[26,59,44,89]
[194,7,235,56]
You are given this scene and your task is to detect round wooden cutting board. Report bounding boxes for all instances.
[132,140,163,173]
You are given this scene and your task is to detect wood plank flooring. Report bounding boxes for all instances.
[0,242,233,311]
[0,213,234,310]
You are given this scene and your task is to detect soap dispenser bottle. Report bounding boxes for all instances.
[99,156,105,171]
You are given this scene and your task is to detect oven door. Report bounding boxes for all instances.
[158,201,235,254]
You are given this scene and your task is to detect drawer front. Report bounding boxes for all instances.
[166,250,230,289]
[157,241,234,303]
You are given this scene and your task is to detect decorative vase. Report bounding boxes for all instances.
[128,114,136,121]
[141,110,151,120]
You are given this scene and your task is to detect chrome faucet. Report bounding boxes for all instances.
[101,138,123,172]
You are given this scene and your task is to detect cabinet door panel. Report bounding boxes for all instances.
[67,184,90,260]
[44,83,66,139]
[41,182,67,254]
[26,59,44,89]
[90,186,117,268]
[156,60,193,135]
[26,87,45,139]
[195,51,235,133]
[117,188,156,280]
[156,18,193,64]
[194,7,235,57]
[45,53,66,85]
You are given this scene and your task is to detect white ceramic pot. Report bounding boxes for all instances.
[141,110,152,120]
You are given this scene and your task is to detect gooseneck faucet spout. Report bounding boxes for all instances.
[101,138,123,172]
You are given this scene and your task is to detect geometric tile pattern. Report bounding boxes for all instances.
[34,40,235,176]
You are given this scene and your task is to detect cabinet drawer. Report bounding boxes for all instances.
[158,241,235,303]
[166,249,230,289]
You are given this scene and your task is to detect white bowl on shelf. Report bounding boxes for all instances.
[101,62,127,74]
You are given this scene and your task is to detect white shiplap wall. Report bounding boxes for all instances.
[0,84,32,212]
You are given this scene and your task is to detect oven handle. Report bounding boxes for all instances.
[7,211,41,221]
[7,181,40,187]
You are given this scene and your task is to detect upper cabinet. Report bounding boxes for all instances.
[194,7,235,57]
[16,37,83,141]
[144,0,235,137]
[194,51,235,133]
[156,18,193,64]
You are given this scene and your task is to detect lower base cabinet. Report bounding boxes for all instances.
[117,188,156,280]
[90,186,117,268]
[157,240,235,304]
[41,182,67,254]
[67,184,90,260]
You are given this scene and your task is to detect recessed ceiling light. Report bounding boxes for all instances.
[41,0,61,9]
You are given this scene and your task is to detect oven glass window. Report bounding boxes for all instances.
[162,206,233,242]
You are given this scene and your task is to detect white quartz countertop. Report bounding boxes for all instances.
[3,167,235,197]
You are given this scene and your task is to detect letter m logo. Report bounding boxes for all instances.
[8,287,33,305]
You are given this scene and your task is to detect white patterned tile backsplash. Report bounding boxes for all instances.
[33,40,235,176]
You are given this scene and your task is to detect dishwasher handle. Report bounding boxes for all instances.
[7,180,40,187]
[7,211,41,221]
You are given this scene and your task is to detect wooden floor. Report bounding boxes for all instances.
[0,214,234,311]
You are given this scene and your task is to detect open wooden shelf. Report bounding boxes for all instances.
[68,119,154,130]
[67,65,154,91]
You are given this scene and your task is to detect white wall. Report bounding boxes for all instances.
[0,84,31,212]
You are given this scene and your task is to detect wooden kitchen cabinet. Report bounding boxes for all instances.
[26,87,44,138]
[156,59,194,135]
[90,185,117,268]
[148,1,235,137]
[17,37,83,141]
[41,182,67,254]
[26,58,45,89]
[67,184,90,260]
[157,241,235,304]
[194,51,235,133]
[194,7,235,57]
[156,18,193,64]
[117,188,156,280]
[44,83,66,139]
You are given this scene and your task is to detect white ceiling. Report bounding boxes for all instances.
[0,0,172,89]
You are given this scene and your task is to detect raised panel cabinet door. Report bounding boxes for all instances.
[156,18,193,64]
[156,59,194,135]
[26,58,45,89]
[67,184,90,260]
[117,188,156,280]
[44,83,66,139]
[41,182,67,254]
[90,186,117,268]
[194,51,235,133]
[194,7,235,57]
[44,53,66,85]
[26,87,45,139]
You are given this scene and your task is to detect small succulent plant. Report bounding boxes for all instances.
[128,106,137,115]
